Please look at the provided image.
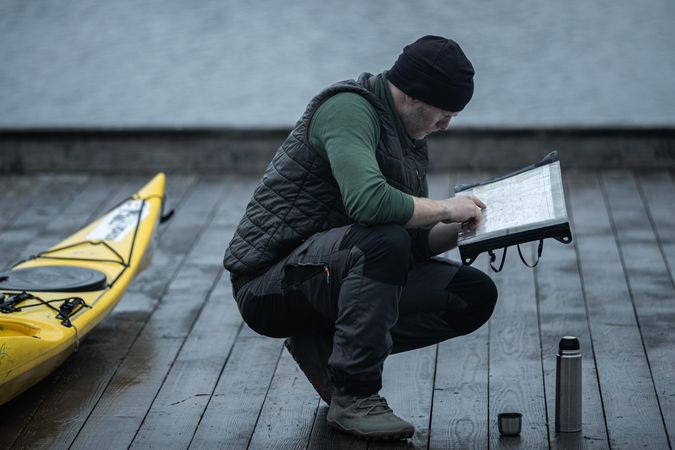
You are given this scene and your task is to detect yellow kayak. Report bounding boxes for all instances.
[0,173,167,405]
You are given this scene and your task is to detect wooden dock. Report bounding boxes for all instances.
[0,171,673,449]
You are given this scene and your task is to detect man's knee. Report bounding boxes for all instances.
[474,272,498,324]
[343,223,410,256]
[340,224,411,284]
[445,268,498,335]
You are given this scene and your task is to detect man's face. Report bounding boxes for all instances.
[400,101,458,140]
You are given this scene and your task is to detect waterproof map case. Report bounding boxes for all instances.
[454,151,573,266]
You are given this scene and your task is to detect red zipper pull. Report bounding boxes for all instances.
[324,266,330,285]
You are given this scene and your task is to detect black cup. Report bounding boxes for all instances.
[498,412,522,436]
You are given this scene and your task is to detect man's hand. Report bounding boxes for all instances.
[405,195,486,229]
[441,195,486,229]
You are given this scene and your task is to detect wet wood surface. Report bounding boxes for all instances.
[1,171,673,449]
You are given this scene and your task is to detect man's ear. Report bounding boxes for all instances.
[402,93,417,105]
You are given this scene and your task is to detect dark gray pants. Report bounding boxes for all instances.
[234,224,497,395]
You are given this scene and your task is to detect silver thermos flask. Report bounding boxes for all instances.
[555,336,582,433]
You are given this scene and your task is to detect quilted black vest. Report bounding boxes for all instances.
[223,73,429,277]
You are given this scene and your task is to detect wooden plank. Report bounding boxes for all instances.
[0,174,89,268]
[0,175,46,232]
[637,171,675,289]
[129,178,254,448]
[130,269,241,446]
[247,349,321,450]
[5,176,202,449]
[189,335,283,449]
[430,326,489,449]
[0,174,24,222]
[534,181,609,448]
[567,171,669,448]
[0,174,16,206]
[68,178,231,450]
[488,240,548,449]
[2,174,88,234]
[602,170,675,446]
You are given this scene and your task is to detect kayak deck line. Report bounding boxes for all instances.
[1,291,91,351]
[1,292,91,326]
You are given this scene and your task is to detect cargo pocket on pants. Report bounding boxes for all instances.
[281,262,334,319]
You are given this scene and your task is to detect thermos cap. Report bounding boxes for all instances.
[559,336,580,352]
[498,412,522,436]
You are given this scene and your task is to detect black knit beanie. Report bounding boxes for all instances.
[388,35,475,112]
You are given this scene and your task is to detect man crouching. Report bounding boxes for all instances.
[223,35,497,440]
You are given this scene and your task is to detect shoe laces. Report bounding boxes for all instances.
[353,394,393,416]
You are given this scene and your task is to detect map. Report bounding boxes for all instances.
[456,161,568,245]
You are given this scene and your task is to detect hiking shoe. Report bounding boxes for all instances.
[284,335,334,404]
[326,390,415,440]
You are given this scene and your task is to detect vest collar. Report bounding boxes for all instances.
[364,72,415,150]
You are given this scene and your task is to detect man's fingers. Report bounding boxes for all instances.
[462,216,481,231]
[448,196,487,224]
[472,206,483,225]
[469,195,486,209]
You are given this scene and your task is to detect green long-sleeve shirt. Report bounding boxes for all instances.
[308,73,428,225]
[308,72,433,259]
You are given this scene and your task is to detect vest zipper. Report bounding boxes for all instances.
[415,169,423,194]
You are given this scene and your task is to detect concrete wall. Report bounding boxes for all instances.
[2,128,673,174]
